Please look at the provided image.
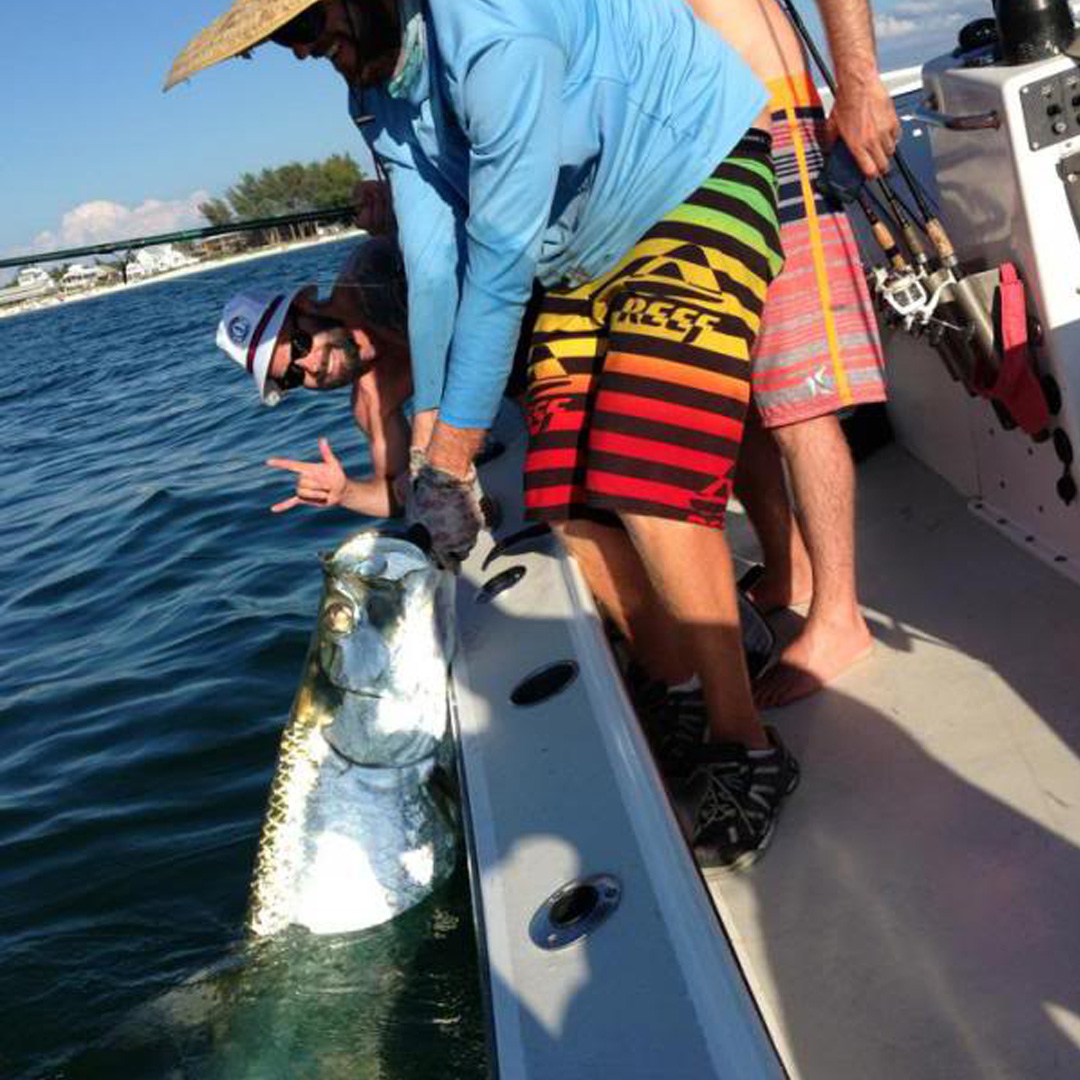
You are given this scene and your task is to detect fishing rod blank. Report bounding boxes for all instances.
[776,0,997,356]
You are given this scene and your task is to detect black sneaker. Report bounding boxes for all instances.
[653,686,709,780]
[684,727,800,872]
[634,681,708,782]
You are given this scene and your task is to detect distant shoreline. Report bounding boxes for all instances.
[0,230,362,321]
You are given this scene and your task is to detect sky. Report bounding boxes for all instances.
[0,0,990,272]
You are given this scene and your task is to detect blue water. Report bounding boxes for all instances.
[0,239,487,1079]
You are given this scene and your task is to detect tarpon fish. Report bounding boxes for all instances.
[246,529,459,938]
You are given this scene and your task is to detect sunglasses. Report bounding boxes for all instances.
[269,4,328,47]
[277,327,314,391]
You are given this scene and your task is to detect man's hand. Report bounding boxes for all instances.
[813,0,900,179]
[410,460,487,571]
[353,179,395,236]
[400,441,487,571]
[827,76,900,178]
[266,437,348,513]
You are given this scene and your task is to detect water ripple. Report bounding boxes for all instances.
[0,241,486,1080]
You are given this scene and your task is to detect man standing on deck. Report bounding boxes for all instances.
[168,0,799,869]
[535,0,897,725]
[690,0,896,708]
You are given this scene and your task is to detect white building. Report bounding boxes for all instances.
[0,267,57,307]
[60,264,105,293]
[127,244,199,280]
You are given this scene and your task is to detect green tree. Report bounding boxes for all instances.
[201,153,366,224]
[309,153,365,209]
[198,197,234,226]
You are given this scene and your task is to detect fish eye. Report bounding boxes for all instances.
[322,599,356,635]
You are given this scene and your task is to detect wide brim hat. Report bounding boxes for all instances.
[216,284,315,405]
[164,0,320,91]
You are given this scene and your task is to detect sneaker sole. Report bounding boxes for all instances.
[699,816,777,876]
[696,772,799,876]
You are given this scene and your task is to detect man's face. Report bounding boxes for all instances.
[269,309,373,393]
[278,0,401,89]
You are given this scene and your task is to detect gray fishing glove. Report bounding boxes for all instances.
[410,457,487,572]
[392,447,427,523]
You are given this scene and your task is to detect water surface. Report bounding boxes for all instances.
[0,238,487,1079]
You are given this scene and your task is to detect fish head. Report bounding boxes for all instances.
[315,531,442,697]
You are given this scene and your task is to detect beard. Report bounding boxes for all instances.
[313,332,366,389]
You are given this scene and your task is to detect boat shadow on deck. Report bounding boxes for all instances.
[715,443,1080,1079]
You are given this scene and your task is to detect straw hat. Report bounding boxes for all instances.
[163,0,320,91]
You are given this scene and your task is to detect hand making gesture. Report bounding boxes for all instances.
[267,437,347,513]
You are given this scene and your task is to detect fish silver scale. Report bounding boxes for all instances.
[246,532,459,939]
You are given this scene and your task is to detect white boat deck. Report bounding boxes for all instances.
[711,444,1080,1079]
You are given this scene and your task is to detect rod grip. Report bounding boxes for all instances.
[872,221,907,269]
[926,219,955,261]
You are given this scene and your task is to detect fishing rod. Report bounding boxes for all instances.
[0,205,357,273]
[852,187,950,335]
[857,189,906,271]
[777,0,996,353]
[771,1,935,286]
[775,0,937,228]
[812,117,942,330]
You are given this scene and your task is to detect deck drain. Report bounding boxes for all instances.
[477,565,527,603]
[529,874,621,950]
[481,523,552,570]
[510,661,578,706]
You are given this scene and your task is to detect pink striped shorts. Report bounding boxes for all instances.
[752,77,886,428]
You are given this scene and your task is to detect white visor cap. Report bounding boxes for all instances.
[216,284,314,405]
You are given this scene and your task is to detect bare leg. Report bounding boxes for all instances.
[620,513,768,750]
[755,414,873,706]
[734,404,813,611]
[554,518,694,687]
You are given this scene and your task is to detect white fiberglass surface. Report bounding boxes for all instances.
[711,446,1080,1080]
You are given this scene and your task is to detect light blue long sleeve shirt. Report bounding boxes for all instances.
[352,0,767,429]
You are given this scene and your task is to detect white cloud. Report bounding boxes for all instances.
[874,3,971,40]
[891,0,951,14]
[874,0,990,66]
[26,191,212,254]
[876,14,918,39]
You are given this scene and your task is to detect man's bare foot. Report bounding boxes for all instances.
[754,617,874,707]
[742,563,813,615]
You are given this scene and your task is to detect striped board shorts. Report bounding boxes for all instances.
[524,130,784,530]
[752,74,886,428]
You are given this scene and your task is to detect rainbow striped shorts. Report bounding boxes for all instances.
[523,130,783,530]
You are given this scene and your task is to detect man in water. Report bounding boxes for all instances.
[216,237,413,519]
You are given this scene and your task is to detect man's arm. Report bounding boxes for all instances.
[815,0,899,177]
[351,353,412,479]
[266,438,401,518]
[339,476,400,517]
[434,36,565,438]
[409,38,564,483]
[425,421,486,479]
